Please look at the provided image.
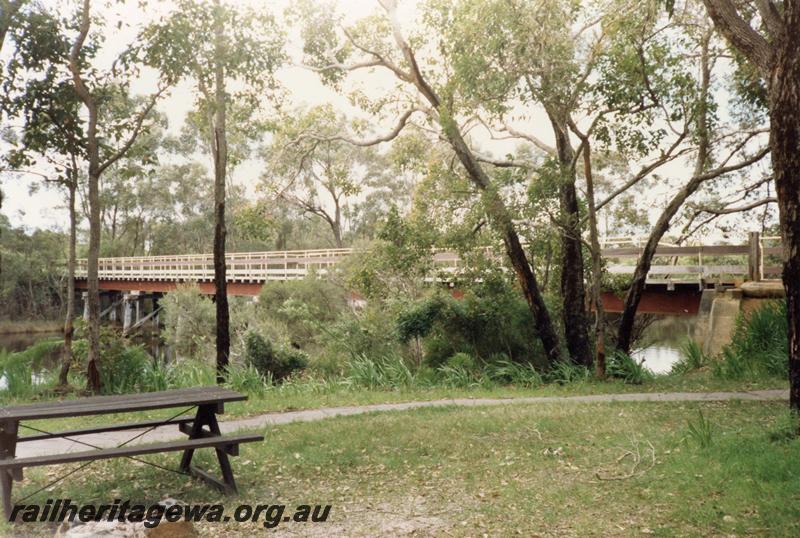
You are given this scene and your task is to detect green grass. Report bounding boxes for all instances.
[3,369,786,437]
[5,400,799,536]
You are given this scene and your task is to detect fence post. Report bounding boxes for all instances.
[748,231,762,281]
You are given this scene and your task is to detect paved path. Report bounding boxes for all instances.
[16,389,788,458]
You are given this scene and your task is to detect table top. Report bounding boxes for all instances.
[0,386,247,421]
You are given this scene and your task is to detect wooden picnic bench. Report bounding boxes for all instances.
[0,386,263,520]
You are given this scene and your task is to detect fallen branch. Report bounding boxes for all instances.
[594,437,656,481]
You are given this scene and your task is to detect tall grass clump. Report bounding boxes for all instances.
[684,409,714,448]
[0,339,63,399]
[606,351,654,384]
[715,300,787,379]
[486,358,543,388]
[346,353,420,389]
[544,361,591,384]
[671,339,710,374]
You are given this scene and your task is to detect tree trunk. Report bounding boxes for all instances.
[85,167,102,392]
[333,199,343,248]
[58,174,77,386]
[550,113,592,366]
[617,33,711,355]
[769,9,800,410]
[581,140,606,378]
[212,0,230,383]
[443,119,562,364]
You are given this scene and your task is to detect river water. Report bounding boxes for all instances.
[631,315,695,374]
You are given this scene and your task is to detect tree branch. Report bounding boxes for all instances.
[702,0,772,73]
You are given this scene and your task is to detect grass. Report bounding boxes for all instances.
[2,369,787,437]
[4,400,799,536]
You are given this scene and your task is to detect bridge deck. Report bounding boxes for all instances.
[74,238,782,290]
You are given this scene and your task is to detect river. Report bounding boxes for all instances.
[631,315,695,374]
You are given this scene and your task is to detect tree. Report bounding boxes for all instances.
[263,105,387,248]
[293,0,563,364]
[0,0,26,54]
[140,0,283,381]
[699,0,800,410]
[2,5,88,385]
[67,0,168,392]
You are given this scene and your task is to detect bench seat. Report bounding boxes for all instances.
[0,433,263,469]
[18,415,196,443]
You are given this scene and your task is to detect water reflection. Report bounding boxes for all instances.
[632,315,695,374]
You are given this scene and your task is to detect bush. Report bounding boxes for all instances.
[161,285,216,360]
[715,300,787,379]
[257,278,348,349]
[401,281,546,368]
[244,331,308,382]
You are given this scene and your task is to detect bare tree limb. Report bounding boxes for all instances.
[692,196,777,215]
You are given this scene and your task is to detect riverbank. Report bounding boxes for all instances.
[0,320,62,335]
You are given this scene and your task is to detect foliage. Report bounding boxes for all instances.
[256,278,348,349]
[401,280,545,368]
[160,285,216,360]
[0,216,67,320]
[73,325,152,394]
[715,301,787,380]
[544,361,592,385]
[344,207,435,301]
[243,331,308,383]
[346,353,423,390]
[606,351,654,384]
[485,358,543,388]
[684,409,714,449]
[672,339,710,374]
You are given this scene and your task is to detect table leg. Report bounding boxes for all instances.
[0,420,19,521]
[179,405,238,494]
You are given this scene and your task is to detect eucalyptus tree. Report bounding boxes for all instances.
[140,0,284,380]
[698,0,800,410]
[435,0,770,363]
[0,0,26,54]
[1,5,86,385]
[291,0,564,364]
[262,105,388,248]
[67,0,170,392]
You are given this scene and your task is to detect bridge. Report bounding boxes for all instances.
[74,234,782,327]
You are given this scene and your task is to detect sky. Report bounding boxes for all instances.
[0,0,774,242]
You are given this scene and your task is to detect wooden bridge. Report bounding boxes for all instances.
[75,234,782,316]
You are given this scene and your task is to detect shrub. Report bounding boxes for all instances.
[244,331,308,382]
[257,278,348,348]
[161,285,215,360]
[715,300,787,379]
[446,352,477,371]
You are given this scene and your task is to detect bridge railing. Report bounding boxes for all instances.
[75,234,781,284]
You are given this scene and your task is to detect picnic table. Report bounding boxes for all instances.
[0,386,263,520]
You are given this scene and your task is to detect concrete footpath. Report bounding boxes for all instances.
[16,389,788,458]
